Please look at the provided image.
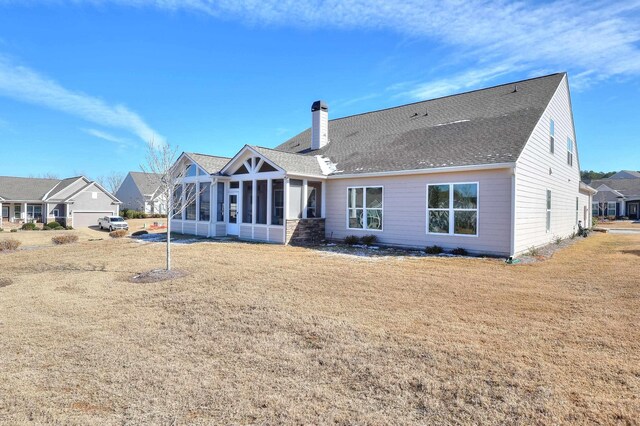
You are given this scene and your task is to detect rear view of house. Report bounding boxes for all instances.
[0,175,120,228]
[169,73,593,257]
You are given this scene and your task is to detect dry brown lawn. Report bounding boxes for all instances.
[0,231,638,424]
[597,220,640,229]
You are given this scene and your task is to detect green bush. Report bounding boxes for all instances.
[122,209,145,219]
[21,222,37,231]
[451,247,468,256]
[65,226,74,230]
[344,235,359,245]
[52,235,79,245]
[131,230,149,237]
[360,235,378,246]
[46,221,63,229]
[0,239,21,251]
[10,229,18,233]
[425,245,444,255]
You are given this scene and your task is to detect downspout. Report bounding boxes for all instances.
[510,165,517,257]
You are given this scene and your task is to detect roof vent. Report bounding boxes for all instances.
[513,84,518,93]
[424,108,428,116]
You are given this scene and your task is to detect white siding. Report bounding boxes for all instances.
[326,169,513,256]
[253,226,268,241]
[514,76,582,254]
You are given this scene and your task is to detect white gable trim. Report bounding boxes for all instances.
[64,181,121,203]
[220,145,284,175]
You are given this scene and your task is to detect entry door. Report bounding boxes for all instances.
[629,203,639,219]
[1,206,8,220]
[227,191,239,235]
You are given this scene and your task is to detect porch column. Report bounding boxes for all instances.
[283,177,290,242]
[22,202,27,221]
[321,181,326,218]
[302,179,308,219]
[266,179,272,226]
[251,179,257,225]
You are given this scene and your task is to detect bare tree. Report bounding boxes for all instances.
[28,172,60,179]
[96,172,125,194]
[140,141,201,271]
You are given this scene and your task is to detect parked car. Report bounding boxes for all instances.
[98,216,129,231]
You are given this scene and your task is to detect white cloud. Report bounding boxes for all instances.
[82,128,128,145]
[0,56,164,145]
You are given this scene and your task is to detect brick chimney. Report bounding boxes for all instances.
[311,100,328,150]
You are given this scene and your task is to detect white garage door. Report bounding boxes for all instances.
[73,211,113,228]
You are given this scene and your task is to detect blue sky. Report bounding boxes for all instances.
[0,1,639,180]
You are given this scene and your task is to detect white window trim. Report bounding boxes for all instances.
[426,182,479,237]
[546,189,551,233]
[346,186,384,232]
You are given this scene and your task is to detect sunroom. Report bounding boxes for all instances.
[170,147,328,244]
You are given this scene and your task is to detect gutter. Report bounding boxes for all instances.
[327,162,516,179]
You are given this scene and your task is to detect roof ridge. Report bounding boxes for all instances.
[252,145,314,157]
[327,72,565,123]
[187,151,232,160]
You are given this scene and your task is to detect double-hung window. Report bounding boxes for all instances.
[427,183,478,236]
[549,119,555,154]
[546,190,551,232]
[607,201,617,217]
[575,197,579,225]
[592,202,599,216]
[567,137,574,166]
[347,187,383,231]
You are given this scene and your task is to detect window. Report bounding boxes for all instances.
[546,190,551,232]
[258,162,278,173]
[26,204,43,222]
[216,182,225,222]
[427,183,478,235]
[52,209,59,217]
[256,180,267,224]
[575,197,579,225]
[185,164,196,177]
[549,119,555,154]
[172,185,182,218]
[199,183,210,221]
[567,137,574,166]
[592,202,599,216]
[347,187,383,231]
[242,181,253,223]
[307,188,317,218]
[230,181,239,189]
[272,179,284,225]
[607,201,617,217]
[14,204,21,219]
[233,164,249,175]
[92,192,98,199]
[185,183,196,221]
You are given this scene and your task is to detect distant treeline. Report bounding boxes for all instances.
[581,170,618,181]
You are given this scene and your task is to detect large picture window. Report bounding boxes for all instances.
[185,183,196,221]
[199,182,210,221]
[347,186,383,231]
[427,183,478,236]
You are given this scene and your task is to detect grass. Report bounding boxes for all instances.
[597,219,640,229]
[0,231,638,424]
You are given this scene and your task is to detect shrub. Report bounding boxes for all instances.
[52,235,79,245]
[109,229,128,238]
[21,222,37,231]
[0,239,21,251]
[10,229,18,233]
[553,235,563,245]
[123,210,145,219]
[344,235,359,245]
[526,246,540,257]
[131,230,149,237]
[0,228,3,232]
[46,221,63,229]
[65,226,73,230]
[451,247,468,256]
[360,235,378,246]
[425,245,444,255]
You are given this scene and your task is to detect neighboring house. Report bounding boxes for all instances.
[170,73,594,256]
[587,173,640,219]
[0,176,121,228]
[116,172,166,214]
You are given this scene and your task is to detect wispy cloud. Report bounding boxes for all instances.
[0,56,164,145]
[82,128,128,145]
[76,0,640,96]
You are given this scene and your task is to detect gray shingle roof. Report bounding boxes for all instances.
[187,152,232,175]
[251,146,324,176]
[47,177,85,201]
[0,176,61,201]
[129,172,162,196]
[589,178,640,199]
[609,170,640,179]
[275,73,566,175]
